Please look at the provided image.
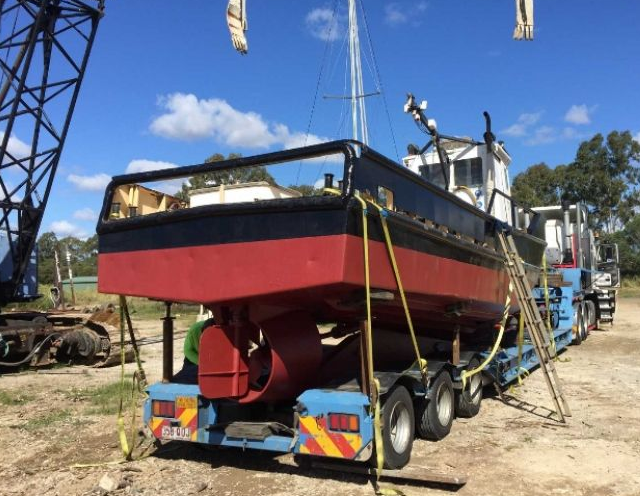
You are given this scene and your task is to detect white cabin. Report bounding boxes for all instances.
[402,140,514,224]
[189,181,301,207]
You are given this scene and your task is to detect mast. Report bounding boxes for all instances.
[347,0,368,145]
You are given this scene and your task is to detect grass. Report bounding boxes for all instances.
[0,389,35,406]
[65,379,135,416]
[9,286,200,320]
[22,409,73,432]
[619,277,640,298]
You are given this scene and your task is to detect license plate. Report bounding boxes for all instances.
[176,396,197,409]
[161,425,191,441]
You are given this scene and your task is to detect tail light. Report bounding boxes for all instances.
[152,400,176,418]
[328,413,359,433]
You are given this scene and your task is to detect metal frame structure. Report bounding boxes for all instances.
[0,0,103,305]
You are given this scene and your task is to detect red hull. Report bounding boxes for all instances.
[99,233,510,330]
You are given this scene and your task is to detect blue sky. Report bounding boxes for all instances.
[32,0,640,239]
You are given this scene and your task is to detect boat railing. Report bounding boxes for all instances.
[97,140,361,228]
[487,188,540,235]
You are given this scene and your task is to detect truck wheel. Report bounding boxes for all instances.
[455,358,483,418]
[416,371,454,440]
[572,305,583,345]
[579,303,588,341]
[378,385,414,469]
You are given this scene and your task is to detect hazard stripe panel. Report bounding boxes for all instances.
[298,416,362,459]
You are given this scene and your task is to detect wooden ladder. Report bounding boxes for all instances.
[497,229,571,422]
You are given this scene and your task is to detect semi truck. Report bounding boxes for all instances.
[529,202,620,344]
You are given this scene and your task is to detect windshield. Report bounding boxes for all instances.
[419,163,449,189]
[453,158,483,188]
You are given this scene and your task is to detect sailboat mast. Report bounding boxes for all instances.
[348,0,368,145]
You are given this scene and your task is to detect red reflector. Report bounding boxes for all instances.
[339,414,349,431]
[328,413,360,433]
[152,400,175,418]
[329,414,340,430]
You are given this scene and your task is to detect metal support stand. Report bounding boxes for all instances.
[162,302,174,383]
[452,326,460,366]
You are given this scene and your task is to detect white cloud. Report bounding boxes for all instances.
[560,127,589,141]
[0,132,31,170]
[633,131,640,144]
[50,220,88,239]
[385,2,427,26]
[305,7,344,41]
[0,132,30,159]
[125,159,178,174]
[125,159,183,195]
[502,111,543,137]
[149,93,331,152]
[564,104,594,125]
[385,3,408,25]
[73,208,97,222]
[525,126,556,146]
[67,172,111,191]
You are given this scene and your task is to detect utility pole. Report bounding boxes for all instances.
[66,248,76,306]
[53,249,66,310]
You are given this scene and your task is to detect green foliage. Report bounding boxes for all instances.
[287,184,321,196]
[561,132,640,232]
[175,152,275,201]
[511,163,562,207]
[601,216,640,277]
[37,232,99,285]
[511,130,640,233]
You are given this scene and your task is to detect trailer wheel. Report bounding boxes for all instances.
[416,371,454,440]
[378,385,414,469]
[572,304,583,345]
[579,303,588,342]
[455,358,483,418]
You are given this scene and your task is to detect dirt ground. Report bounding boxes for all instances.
[1,299,639,496]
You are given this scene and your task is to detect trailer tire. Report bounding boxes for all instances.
[579,302,588,342]
[377,385,414,469]
[416,371,454,441]
[572,304,583,345]
[455,358,483,418]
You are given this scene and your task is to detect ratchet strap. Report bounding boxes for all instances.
[116,295,148,461]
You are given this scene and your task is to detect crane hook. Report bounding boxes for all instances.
[227,0,248,54]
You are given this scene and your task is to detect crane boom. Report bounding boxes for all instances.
[0,0,104,306]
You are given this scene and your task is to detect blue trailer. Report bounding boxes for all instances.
[141,290,575,471]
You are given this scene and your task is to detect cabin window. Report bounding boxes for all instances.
[418,164,449,189]
[377,186,394,210]
[128,207,138,218]
[110,202,121,215]
[453,158,483,188]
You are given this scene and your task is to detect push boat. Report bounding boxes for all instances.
[97,100,546,404]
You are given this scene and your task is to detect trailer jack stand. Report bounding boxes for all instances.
[162,302,174,383]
